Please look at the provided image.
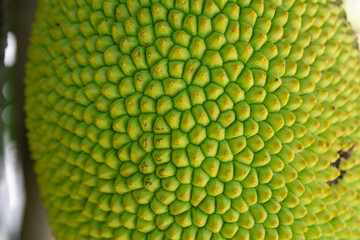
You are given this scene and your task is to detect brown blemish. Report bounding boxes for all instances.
[327,145,354,185]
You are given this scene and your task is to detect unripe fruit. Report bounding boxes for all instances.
[25,0,360,239]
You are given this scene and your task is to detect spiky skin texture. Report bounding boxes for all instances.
[25,0,360,239]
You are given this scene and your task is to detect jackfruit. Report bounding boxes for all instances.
[24,0,360,239]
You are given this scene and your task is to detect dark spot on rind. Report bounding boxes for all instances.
[338,145,354,159]
[327,145,354,185]
[330,157,341,169]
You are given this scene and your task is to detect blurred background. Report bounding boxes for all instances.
[1,0,54,239]
[0,0,360,240]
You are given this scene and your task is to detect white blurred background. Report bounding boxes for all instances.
[344,0,360,45]
[1,0,54,239]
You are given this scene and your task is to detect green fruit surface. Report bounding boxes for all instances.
[25,0,360,239]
